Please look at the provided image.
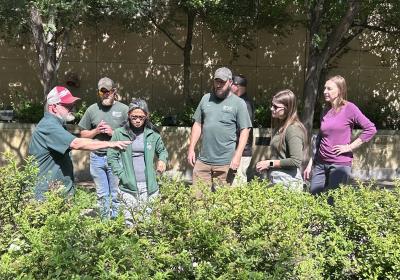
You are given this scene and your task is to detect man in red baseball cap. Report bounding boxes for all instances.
[29,86,131,200]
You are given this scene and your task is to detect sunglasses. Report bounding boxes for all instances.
[271,104,285,111]
[129,115,146,121]
[98,88,114,96]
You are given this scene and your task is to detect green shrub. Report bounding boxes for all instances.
[0,152,38,231]
[254,104,271,128]
[71,101,88,125]
[13,102,44,123]
[1,155,400,279]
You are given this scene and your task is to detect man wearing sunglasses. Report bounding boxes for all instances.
[78,77,129,219]
[29,86,131,201]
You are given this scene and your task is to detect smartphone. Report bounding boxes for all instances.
[226,168,237,185]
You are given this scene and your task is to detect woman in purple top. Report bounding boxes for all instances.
[304,75,377,194]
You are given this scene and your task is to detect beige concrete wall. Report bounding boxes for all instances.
[0,25,399,119]
[1,124,398,182]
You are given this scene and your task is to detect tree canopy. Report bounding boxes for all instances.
[0,0,95,98]
[294,0,400,132]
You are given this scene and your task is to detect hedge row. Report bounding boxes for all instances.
[1,153,400,279]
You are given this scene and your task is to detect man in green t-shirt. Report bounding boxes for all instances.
[29,86,131,201]
[187,67,252,188]
[78,77,129,219]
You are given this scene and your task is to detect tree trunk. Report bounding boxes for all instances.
[301,0,361,135]
[183,11,195,105]
[29,6,57,106]
[302,55,323,134]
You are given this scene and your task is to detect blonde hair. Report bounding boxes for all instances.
[271,89,307,152]
[327,75,347,111]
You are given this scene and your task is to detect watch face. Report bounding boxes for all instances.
[270,161,274,167]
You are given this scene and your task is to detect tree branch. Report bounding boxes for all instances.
[140,5,184,51]
[353,23,400,35]
[29,6,47,85]
[320,0,361,66]
[331,27,364,59]
[309,0,325,37]
[55,28,70,72]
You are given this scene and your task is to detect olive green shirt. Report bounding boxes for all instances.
[78,101,128,153]
[270,123,305,169]
[193,93,252,165]
[28,113,76,200]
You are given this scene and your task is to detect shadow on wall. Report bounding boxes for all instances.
[0,123,34,166]
[160,126,193,181]
[353,130,400,180]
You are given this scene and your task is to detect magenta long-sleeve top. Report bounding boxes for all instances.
[316,101,377,165]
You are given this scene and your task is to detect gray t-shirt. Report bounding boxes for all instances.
[131,132,146,183]
[78,101,128,153]
[193,92,252,165]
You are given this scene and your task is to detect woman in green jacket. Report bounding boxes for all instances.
[108,98,168,223]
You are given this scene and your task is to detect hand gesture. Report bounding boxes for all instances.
[332,144,352,155]
[229,154,241,170]
[110,140,131,150]
[303,166,312,181]
[187,149,196,167]
[101,123,113,136]
[156,161,166,173]
[96,120,106,134]
[256,160,271,172]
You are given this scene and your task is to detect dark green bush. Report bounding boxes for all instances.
[1,154,400,279]
[254,104,271,128]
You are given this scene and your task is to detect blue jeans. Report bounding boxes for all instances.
[90,152,119,219]
[310,162,351,195]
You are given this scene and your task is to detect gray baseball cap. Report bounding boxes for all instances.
[98,77,115,91]
[214,67,232,81]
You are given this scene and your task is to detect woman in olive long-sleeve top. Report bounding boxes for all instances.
[256,90,307,191]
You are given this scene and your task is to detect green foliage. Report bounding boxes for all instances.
[71,101,88,125]
[7,89,44,123]
[13,102,44,123]
[150,109,164,127]
[0,152,38,230]
[176,104,196,127]
[361,95,400,130]
[1,154,400,279]
[254,104,271,128]
[150,104,196,127]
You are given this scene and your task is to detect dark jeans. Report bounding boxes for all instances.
[310,162,351,195]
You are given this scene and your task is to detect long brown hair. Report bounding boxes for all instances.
[326,75,347,111]
[271,89,307,152]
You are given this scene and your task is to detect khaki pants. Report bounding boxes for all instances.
[192,160,231,189]
[232,156,252,186]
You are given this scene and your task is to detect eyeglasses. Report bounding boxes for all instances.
[271,104,285,111]
[129,115,146,121]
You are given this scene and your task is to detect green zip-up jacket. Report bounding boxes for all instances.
[107,125,168,195]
